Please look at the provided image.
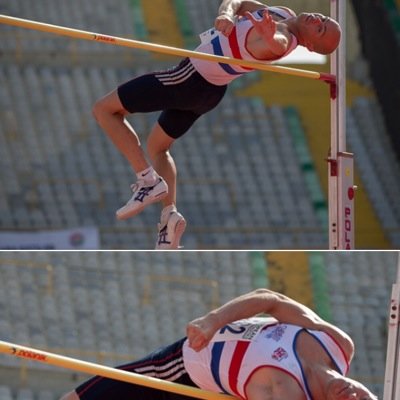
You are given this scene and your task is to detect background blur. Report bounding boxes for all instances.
[0,250,398,399]
[0,0,399,250]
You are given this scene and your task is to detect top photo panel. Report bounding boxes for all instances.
[0,0,399,250]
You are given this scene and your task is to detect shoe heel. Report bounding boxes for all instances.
[172,218,187,249]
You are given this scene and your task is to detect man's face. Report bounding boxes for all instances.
[326,376,377,400]
[296,12,341,54]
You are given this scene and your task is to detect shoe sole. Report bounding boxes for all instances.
[116,191,168,220]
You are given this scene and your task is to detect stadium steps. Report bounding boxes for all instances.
[139,0,184,60]
[0,386,12,400]
[284,106,328,229]
[129,0,149,40]
[308,252,332,321]
[265,251,315,310]
[172,0,197,48]
[250,252,268,288]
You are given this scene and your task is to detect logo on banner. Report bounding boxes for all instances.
[69,231,85,247]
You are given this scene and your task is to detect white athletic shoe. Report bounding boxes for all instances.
[116,178,168,220]
[155,211,186,250]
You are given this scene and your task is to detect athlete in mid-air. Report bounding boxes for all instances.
[92,0,341,249]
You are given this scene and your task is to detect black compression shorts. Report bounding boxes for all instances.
[117,58,227,139]
[75,338,197,400]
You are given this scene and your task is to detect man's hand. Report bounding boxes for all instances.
[186,314,218,352]
[245,9,276,43]
[215,13,235,37]
[245,9,288,57]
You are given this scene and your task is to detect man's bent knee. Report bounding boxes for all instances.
[92,90,127,121]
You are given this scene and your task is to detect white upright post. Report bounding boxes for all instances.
[329,0,355,249]
[383,254,400,400]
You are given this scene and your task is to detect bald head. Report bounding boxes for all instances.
[294,13,342,55]
[313,18,341,54]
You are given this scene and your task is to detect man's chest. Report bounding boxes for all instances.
[244,23,291,60]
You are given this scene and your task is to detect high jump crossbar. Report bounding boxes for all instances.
[0,14,334,84]
[383,253,400,400]
[0,340,231,400]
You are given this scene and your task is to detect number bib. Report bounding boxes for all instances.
[210,317,277,342]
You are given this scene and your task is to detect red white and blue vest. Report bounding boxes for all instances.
[183,318,350,400]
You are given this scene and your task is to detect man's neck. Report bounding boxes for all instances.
[284,17,305,46]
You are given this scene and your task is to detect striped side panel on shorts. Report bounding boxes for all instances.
[133,355,187,382]
[155,61,196,85]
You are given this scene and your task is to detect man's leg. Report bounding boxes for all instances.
[147,123,186,249]
[59,391,79,400]
[92,89,149,173]
[147,122,177,208]
[93,90,168,220]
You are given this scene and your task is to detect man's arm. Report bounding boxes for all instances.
[215,0,267,36]
[218,0,267,17]
[186,289,355,360]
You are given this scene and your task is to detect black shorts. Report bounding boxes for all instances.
[75,338,197,400]
[117,58,227,139]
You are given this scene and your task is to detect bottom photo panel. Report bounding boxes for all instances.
[0,251,398,400]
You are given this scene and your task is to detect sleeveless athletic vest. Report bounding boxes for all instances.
[190,7,298,85]
[183,318,350,400]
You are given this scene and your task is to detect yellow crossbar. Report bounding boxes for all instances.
[0,14,333,82]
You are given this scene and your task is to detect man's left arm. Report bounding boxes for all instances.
[244,9,289,57]
[186,289,355,361]
[215,0,267,36]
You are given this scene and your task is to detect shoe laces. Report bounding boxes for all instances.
[130,179,145,193]
[131,177,160,193]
